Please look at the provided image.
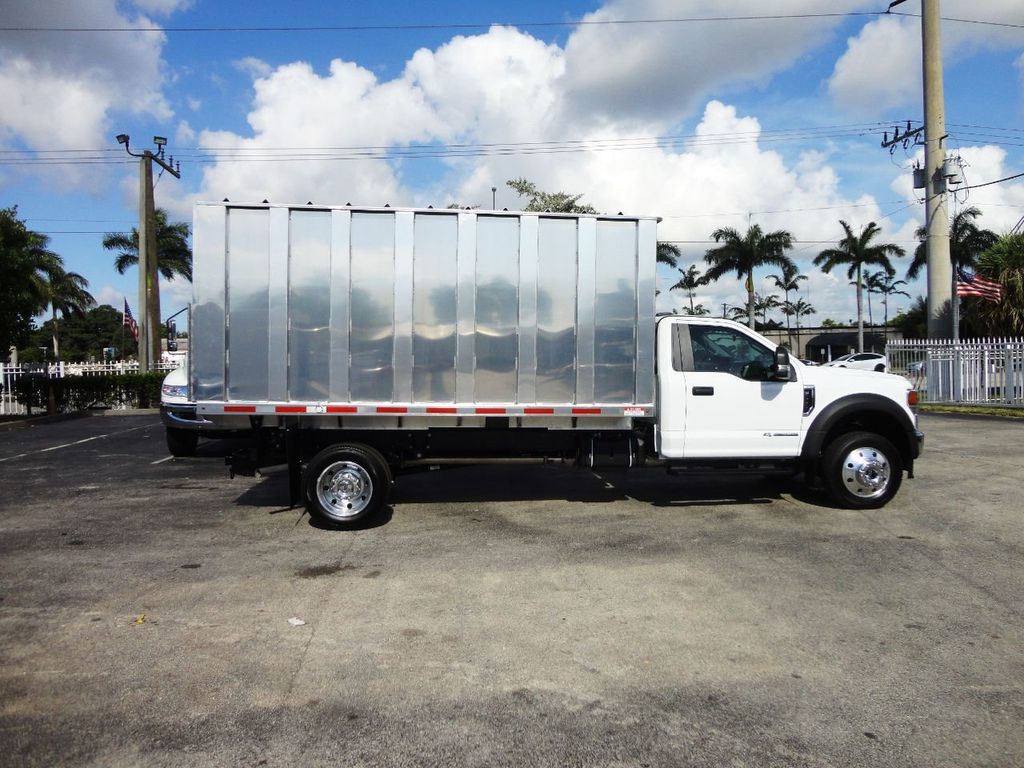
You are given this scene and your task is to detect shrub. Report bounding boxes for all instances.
[13,371,166,414]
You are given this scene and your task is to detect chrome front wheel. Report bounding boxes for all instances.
[822,431,903,509]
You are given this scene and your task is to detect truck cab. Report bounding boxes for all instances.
[655,315,922,507]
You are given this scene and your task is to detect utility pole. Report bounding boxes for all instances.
[921,0,952,338]
[888,0,951,338]
[116,134,181,371]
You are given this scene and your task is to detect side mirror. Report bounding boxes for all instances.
[772,347,792,381]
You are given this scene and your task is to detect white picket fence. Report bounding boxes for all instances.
[886,338,1024,406]
[0,360,182,416]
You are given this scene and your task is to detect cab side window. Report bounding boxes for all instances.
[688,326,775,379]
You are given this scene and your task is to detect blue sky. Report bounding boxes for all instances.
[2,0,1022,333]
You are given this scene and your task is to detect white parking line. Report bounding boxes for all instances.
[150,456,174,465]
[0,424,154,464]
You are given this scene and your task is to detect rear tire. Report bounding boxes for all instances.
[874,363,886,372]
[304,443,390,527]
[822,431,902,509]
[166,428,199,457]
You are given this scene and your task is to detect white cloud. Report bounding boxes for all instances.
[175,120,196,144]
[233,56,273,79]
[131,0,194,14]
[559,0,874,128]
[829,0,1024,116]
[0,1,176,187]
[827,16,919,116]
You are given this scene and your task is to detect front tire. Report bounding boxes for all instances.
[304,443,390,527]
[822,431,902,509]
[166,428,199,457]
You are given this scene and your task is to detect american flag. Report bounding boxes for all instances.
[123,298,140,341]
[956,269,1002,303]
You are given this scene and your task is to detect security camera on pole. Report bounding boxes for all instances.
[115,133,181,371]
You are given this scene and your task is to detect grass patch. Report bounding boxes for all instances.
[919,403,1024,418]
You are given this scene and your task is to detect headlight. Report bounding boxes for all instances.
[161,384,188,399]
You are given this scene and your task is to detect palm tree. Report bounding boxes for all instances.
[670,264,707,313]
[104,208,192,282]
[868,272,910,342]
[44,266,95,359]
[704,224,795,329]
[767,262,807,347]
[754,293,782,328]
[104,208,192,360]
[814,221,904,352]
[782,298,815,356]
[783,298,815,329]
[907,205,998,281]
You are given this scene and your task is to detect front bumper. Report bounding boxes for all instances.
[161,403,213,431]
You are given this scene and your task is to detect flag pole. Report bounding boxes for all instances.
[952,268,960,341]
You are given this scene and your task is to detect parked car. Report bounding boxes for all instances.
[824,352,888,372]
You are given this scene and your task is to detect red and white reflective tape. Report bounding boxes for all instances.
[197,402,652,418]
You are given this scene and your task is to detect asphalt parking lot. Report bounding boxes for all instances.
[0,412,1021,767]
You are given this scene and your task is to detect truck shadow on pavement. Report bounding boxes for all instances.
[230,462,834,521]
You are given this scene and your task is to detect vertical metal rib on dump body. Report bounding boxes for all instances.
[226,208,270,401]
[349,213,395,401]
[393,212,415,403]
[517,215,539,404]
[575,217,597,404]
[413,213,458,403]
[191,204,226,401]
[455,212,477,403]
[536,217,578,403]
[267,207,289,401]
[288,209,332,402]
[328,209,351,401]
[635,218,657,404]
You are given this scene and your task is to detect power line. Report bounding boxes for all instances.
[0,13,880,33]
[2,11,1021,33]
[0,123,900,167]
[962,171,1024,191]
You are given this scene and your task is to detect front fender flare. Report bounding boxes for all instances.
[802,393,917,463]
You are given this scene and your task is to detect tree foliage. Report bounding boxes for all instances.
[907,206,997,281]
[103,208,192,282]
[19,304,137,363]
[506,178,598,215]
[0,207,93,359]
[973,233,1024,335]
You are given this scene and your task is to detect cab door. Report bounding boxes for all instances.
[657,321,804,458]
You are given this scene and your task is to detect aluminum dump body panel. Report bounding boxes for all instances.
[191,203,657,412]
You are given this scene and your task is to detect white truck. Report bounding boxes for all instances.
[164,201,922,526]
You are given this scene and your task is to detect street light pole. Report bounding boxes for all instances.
[137,152,155,370]
[116,134,181,371]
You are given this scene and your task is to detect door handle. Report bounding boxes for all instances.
[692,386,714,396]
